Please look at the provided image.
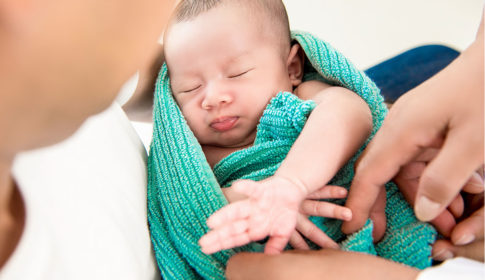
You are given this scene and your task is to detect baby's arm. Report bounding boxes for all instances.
[199,81,372,254]
[277,80,373,199]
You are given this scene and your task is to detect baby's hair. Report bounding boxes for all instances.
[171,0,291,49]
[173,0,221,21]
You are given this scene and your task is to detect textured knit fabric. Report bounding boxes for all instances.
[147,31,436,279]
[215,91,436,265]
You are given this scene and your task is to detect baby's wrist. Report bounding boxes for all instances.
[274,173,310,197]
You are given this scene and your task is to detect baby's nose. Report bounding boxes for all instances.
[202,81,233,109]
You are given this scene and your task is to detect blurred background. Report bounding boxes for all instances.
[283,0,483,69]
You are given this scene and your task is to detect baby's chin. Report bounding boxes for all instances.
[205,135,256,149]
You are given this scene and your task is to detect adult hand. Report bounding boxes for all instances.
[225,249,419,280]
[392,149,484,237]
[395,152,484,261]
[433,193,484,262]
[342,15,484,235]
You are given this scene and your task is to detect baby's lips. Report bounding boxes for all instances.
[210,116,238,132]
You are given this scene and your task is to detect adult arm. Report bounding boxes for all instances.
[225,249,419,280]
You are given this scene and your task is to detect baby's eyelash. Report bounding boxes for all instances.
[228,69,252,79]
[181,85,201,93]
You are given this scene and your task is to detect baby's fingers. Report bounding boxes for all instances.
[289,231,310,250]
[300,200,352,221]
[306,185,347,200]
[295,214,338,249]
[264,235,290,255]
[199,220,250,254]
[206,200,251,229]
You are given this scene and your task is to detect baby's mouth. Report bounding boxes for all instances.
[210,116,239,132]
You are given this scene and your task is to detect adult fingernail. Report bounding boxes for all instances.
[470,172,485,188]
[454,234,475,246]
[432,249,454,261]
[415,196,441,221]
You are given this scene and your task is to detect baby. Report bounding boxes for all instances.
[163,0,372,254]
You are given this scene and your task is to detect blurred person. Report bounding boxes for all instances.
[0,0,174,278]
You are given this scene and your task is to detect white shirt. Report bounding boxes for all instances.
[418,257,485,280]
[1,104,159,280]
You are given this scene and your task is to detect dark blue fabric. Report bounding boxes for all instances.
[365,45,460,103]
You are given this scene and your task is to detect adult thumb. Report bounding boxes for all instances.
[415,127,483,221]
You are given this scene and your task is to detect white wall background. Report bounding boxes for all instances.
[283,0,483,69]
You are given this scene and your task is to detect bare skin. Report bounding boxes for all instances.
[225,249,419,280]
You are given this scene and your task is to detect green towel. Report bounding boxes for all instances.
[148,31,436,279]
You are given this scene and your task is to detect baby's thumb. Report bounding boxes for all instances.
[232,180,260,197]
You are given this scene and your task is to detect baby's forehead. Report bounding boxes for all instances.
[168,2,264,30]
[167,0,288,38]
[167,5,287,49]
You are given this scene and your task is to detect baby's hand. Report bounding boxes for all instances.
[199,176,307,254]
[221,185,352,250]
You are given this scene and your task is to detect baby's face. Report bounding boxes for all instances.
[165,3,293,148]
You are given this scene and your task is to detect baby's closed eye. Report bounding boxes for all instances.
[227,68,254,79]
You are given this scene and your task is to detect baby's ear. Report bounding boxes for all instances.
[286,43,305,87]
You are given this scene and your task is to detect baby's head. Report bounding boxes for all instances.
[164,0,304,148]
[168,0,292,55]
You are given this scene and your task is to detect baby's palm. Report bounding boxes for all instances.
[199,177,306,254]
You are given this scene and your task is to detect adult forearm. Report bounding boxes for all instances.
[226,249,419,280]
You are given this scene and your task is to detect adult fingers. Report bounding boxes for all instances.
[447,195,464,219]
[433,239,484,262]
[395,170,457,236]
[451,206,484,246]
[433,206,484,262]
[462,171,485,194]
[393,159,462,236]
[342,120,420,233]
[343,89,449,234]
[300,200,352,221]
[295,214,339,249]
[429,210,456,237]
[369,187,387,241]
[415,126,483,221]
